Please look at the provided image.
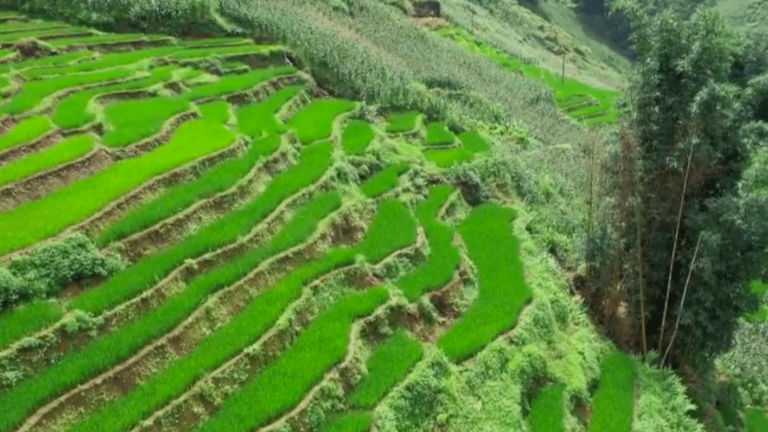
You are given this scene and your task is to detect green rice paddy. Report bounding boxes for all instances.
[342,119,375,155]
[746,408,768,432]
[528,383,565,432]
[318,412,372,432]
[438,203,532,361]
[0,134,94,187]
[0,116,53,153]
[385,111,420,133]
[236,85,304,137]
[102,96,191,147]
[182,66,296,101]
[287,98,357,144]
[360,163,408,198]
[587,351,636,432]
[423,122,455,147]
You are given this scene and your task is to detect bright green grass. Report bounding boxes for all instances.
[198,100,230,125]
[587,351,636,432]
[0,116,52,153]
[0,75,7,89]
[0,142,335,432]
[528,384,565,432]
[0,134,94,187]
[348,329,422,408]
[397,185,460,300]
[52,66,179,129]
[423,122,455,147]
[193,288,389,432]
[424,130,490,168]
[745,280,768,323]
[236,85,304,137]
[170,44,279,60]
[0,300,63,350]
[64,192,342,432]
[181,38,253,47]
[746,408,768,432]
[319,412,372,432]
[102,96,190,147]
[49,33,168,48]
[0,27,91,43]
[97,134,281,246]
[287,98,357,145]
[360,163,408,198]
[73,140,332,314]
[342,120,375,155]
[24,46,182,78]
[0,51,95,75]
[182,66,296,101]
[0,67,133,115]
[386,111,420,133]
[0,22,68,33]
[439,26,620,126]
[358,198,417,264]
[0,119,235,257]
[437,203,532,361]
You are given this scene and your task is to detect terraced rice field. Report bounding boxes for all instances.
[436,26,621,126]
[0,10,634,432]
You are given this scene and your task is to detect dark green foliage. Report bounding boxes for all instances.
[0,233,123,311]
[348,329,423,408]
[528,383,565,432]
[606,0,768,358]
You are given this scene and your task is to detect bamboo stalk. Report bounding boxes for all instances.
[661,234,703,367]
[658,136,695,354]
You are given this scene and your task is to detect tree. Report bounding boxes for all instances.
[605,0,768,362]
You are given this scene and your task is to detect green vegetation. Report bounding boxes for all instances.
[170,44,279,60]
[181,37,252,47]
[319,412,372,432]
[423,131,490,167]
[397,185,459,300]
[23,47,181,78]
[746,280,768,323]
[64,192,342,432]
[182,66,296,101]
[587,351,635,432]
[0,67,134,115]
[360,163,408,198]
[438,203,532,361]
[528,384,565,432]
[437,26,620,126]
[746,408,768,432]
[52,66,179,129]
[0,300,63,349]
[0,27,91,43]
[0,119,235,256]
[0,51,94,74]
[358,198,417,264]
[0,116,52,153]
[72,140,332,315]
[287,98,356,144]
[49,33,168,47]
[98,134,281,246]
[193,288,389,432]
[423,122,455,147]
[349,329,423,408]
[236,85,304,137]
[198,100,230,124]
[0,22,68,33]
[385,111,420,133]
[0,134,94,187]
[342,120,374,155]
[102,96,191,147]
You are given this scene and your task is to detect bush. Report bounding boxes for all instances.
[0,233,125,311]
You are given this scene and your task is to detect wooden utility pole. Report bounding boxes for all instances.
[561,55,566,84]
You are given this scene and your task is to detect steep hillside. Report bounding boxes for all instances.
[0,1,734,432]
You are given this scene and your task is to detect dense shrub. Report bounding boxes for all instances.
[0,233,125,310]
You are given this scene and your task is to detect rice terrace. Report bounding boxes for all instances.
[0,1,765,432]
